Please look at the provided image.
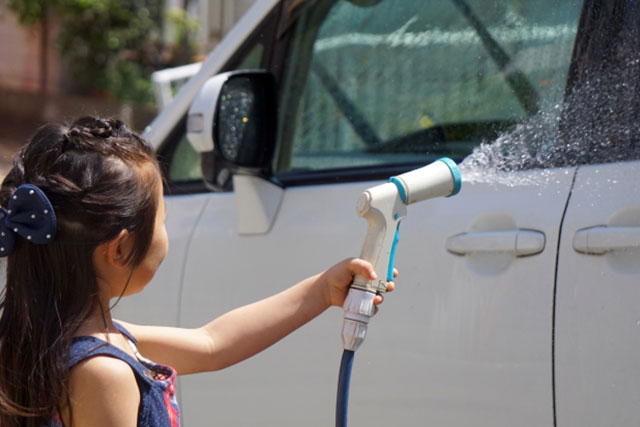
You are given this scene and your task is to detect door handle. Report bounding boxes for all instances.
[573,225,640,254]
[446,229,546,256]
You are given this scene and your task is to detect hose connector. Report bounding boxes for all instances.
[341,288,376,351]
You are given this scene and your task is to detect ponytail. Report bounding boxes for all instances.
[0,117,160,426]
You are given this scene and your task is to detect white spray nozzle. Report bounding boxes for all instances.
[390,157,462,205]
[341,157,462,351]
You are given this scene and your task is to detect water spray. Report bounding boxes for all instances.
[336,157,462,427]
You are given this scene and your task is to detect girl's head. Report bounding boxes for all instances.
[0,116,164,425]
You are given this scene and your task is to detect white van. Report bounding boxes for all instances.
[116,0,640,425]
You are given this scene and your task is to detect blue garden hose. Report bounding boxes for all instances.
[336,349,355,427]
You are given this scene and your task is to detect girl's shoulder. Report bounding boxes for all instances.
[65,324,181,426]
[65,346,141,426]
[70,353,140,401]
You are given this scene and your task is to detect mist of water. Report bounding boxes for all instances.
[457,54,640,187]
[458,105,562,187]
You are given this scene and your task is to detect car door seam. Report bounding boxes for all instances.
[176,196,213,328]
[551,165,580,427]
[173,195,212,420]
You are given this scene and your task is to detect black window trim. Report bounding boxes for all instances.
[273,157,466,188]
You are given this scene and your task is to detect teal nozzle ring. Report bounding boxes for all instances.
[388,176,408,203]
[437,157,462,196]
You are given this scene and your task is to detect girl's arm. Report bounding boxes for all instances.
[119,258,391,374]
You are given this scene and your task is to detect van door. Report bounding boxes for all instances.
[554,2,640,424]
[556,162,640,426]
[175,1,584,426]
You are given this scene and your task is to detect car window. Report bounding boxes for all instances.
[166,42,266,184]
[557,1,640,166]
[274,0,583,174]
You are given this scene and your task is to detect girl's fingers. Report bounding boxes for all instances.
[347,260,397,282]
[348,258,377,280]
[373,282,395,306]
[373,273,397,314]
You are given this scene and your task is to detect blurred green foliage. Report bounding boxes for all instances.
[165,7,200,65]
[8,0,200,105]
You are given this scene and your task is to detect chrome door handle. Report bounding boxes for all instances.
[446,229,545,256]
[573,225,640,254]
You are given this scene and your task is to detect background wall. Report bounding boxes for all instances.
[0,0,258,177]
[197,0,257,49]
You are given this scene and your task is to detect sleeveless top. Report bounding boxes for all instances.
[45,323,180,427]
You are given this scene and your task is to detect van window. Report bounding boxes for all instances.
[274,0,583,174]
[558,1,640,166]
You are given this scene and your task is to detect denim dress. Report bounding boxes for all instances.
[46,322,180,426]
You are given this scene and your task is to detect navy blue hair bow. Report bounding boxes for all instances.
[0,184,57,257]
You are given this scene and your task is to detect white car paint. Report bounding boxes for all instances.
[162,167,573,426]
[556,160,640,426]
[115,0,640,426]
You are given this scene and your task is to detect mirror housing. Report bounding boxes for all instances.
[187,70,277,191]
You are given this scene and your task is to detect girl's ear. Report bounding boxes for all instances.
[105,229,132,268]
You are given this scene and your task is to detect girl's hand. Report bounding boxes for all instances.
[321,258,397,309]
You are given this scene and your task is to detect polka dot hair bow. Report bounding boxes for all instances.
[0,184,56,257]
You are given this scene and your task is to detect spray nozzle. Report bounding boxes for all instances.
[389,157,462,205]
[341,157,461,351]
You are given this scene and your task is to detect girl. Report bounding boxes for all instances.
[0,117,394,426]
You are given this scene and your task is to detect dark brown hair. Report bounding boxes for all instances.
[0,117,161,426]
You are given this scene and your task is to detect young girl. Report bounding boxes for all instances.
[0,117,394,427]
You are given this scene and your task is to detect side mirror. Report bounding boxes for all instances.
[187,70,277,191]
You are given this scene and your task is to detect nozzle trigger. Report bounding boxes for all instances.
[387,222,401,282]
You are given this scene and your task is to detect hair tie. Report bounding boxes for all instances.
[0,184,57,256]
